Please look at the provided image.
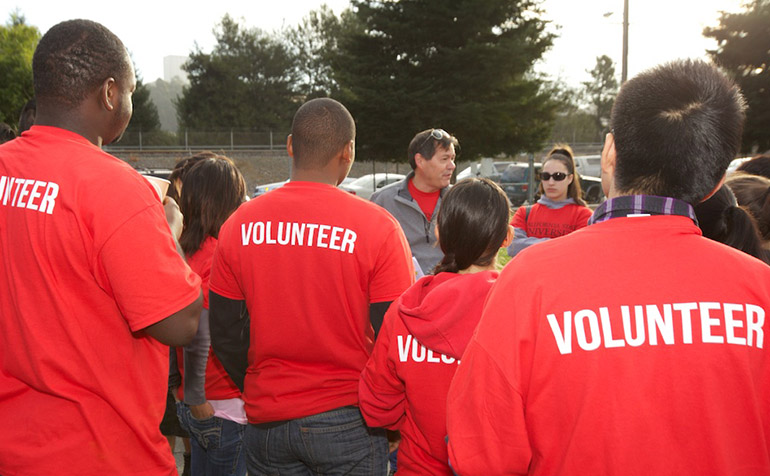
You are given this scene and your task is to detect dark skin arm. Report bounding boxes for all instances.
[143,292,203,346]
[209,291,250,392]
[370,301,392,339]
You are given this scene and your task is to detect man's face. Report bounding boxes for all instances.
[415,143,456,191]
[106,53,136,145]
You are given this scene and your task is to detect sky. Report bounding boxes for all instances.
[7,0,747,87]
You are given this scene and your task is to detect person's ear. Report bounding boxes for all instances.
[601,131,617,196]
[286,134,294,158]
[415,153,427,169]
[341,140,354,164]
[100,77,117,111]
[502,225,514,248]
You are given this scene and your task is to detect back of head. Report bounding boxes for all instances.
[291,98,355,170]
[611,59,745,204]
[33,19,130,108]
[178,156,247,256]
[433,178,511,274]
[726,173,770,241]
[694,184,770,263]
[167,151,218,202]
[736,155,770,180]
[18,98,36,133]
[407,129,460,169]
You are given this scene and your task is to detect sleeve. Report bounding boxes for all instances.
[573,206,593,231]
[446,340,531,476]
[507,227,549,257]
[358,309,407,430]
[96,205,201,332]
[209,291,250,392]
[183,308,210,405]
[368,222,415,304]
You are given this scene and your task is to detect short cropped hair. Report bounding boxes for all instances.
[408,129,460,170]
[610,60,746,204]
[291,98,355,170]
[33,19,130,107]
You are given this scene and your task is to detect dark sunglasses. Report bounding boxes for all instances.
[540,172,570,181]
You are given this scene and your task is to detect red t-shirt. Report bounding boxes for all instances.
[210,181,414,423]
[447,215,770,475]
[0,126,201,476]
[407,178,440,221]
[511,201,592,238]
[178,237,241,402]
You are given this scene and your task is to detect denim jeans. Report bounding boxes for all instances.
[244,405,388,476]
[177,402,247,476]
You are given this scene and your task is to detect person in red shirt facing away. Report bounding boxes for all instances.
[447,60,770,476]
[507,145,592,257]
[359,177,513,475]
[208,98,415,475]
[372,128,459,275]
[0,20,202,476]
[175,156,248,476]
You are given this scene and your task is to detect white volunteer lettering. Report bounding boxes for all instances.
[547,311,573,355]
[647,304,674,345]
[397,334,458,365]
[240,220,358,254]
[548,302,766,354]
[746,304,764,348]
[0,175,59,215]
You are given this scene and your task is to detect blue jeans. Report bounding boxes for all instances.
[177,402,247,476]
[244,405,388,476]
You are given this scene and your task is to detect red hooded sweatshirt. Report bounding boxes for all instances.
[359,270,498,475]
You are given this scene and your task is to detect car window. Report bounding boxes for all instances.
[501,166,527,182]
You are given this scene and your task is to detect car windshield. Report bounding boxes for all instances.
[501,166,528,182]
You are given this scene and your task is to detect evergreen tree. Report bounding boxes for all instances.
[177,15,297,132]
[582,55,618,141]
[126,76,161,134]
[333,0,555,161]
[704,0,770,153]
[0,12,40,128]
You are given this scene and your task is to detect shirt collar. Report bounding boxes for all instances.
[589,195,698,226]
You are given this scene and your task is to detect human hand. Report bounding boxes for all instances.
[163,196,183,239]
[189,401,214,420]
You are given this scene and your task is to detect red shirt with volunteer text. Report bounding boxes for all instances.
[447,215,770,476]
[177,236,241,402]
[210,181,414,424]
[0,126,201,476]
[511,201,592,238]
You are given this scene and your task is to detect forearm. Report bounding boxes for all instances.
[182,308,210,405]
[507,229,549,257]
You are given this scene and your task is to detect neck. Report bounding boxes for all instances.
[35,106,104,147]
[458,262,497,275]
[411,173,440,193]
[291,167,342,186]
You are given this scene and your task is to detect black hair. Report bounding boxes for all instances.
[178,156,247,256]
[538,144,586,206]
[736,155,770,180]
[167,151,218,202]
[610,59,745,204]
[694,184,770,264]
[407,129,460,170]
[432,178,511,274]
[0,123,16,144]
[32,19,130,107]
[726,173,770,242]
[18,98,36,133]
[291,98,355,170]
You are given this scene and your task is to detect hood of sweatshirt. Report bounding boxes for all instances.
[399,270,498,360]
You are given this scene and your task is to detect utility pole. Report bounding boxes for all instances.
[622,0,629,83]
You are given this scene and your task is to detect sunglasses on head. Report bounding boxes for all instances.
[540,172,570,181]
[419,128,449,150]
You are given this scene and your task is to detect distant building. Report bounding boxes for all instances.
[163,56,188,84]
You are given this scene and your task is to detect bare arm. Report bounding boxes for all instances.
[144,292,203,347]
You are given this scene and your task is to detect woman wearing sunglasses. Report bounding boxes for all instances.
[507,145,592,257]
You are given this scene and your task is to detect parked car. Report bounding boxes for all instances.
[252,177,357,198]
[574,155,602,179]
[339,173,406,200]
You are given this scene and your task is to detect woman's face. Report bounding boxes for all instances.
[541,159,573,202]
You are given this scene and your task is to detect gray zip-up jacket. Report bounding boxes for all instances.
[371,171,447,274]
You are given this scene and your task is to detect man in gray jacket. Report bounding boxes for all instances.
[371,128,459,275]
